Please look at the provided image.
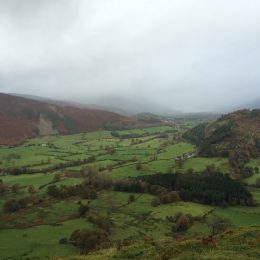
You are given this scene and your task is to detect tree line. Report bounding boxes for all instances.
[114,171,253,206]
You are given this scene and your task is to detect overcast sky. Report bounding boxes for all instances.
[0,0,260,112]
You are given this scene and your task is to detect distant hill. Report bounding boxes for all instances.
[225,98,260,112]
[132,113,165,124]
[83,95,181,116]
[243,98,260,109]
[184,109,260,168]
[12,93,182,116]
[0,93,127,145]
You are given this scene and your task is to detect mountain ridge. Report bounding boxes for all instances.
[0,93,127,145]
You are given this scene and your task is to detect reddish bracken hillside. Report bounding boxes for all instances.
[0,93,127,145]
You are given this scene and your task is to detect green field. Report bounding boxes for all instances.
[0,125,259,259]
[0,219,94,259]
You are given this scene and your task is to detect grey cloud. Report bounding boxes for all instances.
[0,0,260,112]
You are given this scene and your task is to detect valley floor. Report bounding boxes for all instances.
[0,126,259,259]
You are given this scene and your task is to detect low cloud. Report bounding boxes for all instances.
[0,0,260,111]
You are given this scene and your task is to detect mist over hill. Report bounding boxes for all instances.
[10,91,260,116]
[10,93,179,115]
[242,98,260,110]
[82,95,182,116]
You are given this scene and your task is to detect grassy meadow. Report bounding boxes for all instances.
[0,125,259,259]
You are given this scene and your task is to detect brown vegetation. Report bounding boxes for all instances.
[0,93,127,145]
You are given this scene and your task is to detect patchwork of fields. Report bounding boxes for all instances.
[0,126,259,259]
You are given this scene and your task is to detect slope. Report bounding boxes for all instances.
[0,93,126,145]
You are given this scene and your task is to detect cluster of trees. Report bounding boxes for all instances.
[167,211,231,236]
[131,139,143,145]
[128,194,135,203]
[0,179,7,195]
[0,180,32,196]
[48,168,112,199]
[168,212,231,237]
[157,133,169,139]
[1,155,97,175]
[102,146,116,155]
[67,211,114,253]
[88,214,114,233]
[167,212,194,233]
[110,130,170,140]
[183,123,207,149]
[135,162,144,171]
[0,167,36,176]
[78,202,89,217]
[210,217,231,236]
[233,166,259,180]
[81,166,112,189]
[256,178,260,187]
[184,122,236,157]
[48,183,97,199]
[3,196,39,213]
[110,131,149,139]
[140,172,253,206]
[151,189,180,207]
[69,229,108,253]
[113,179,148,193]
[114,179,180,206]
[256,138,260,154]
[114,170,253,206]
[229,149,252,171]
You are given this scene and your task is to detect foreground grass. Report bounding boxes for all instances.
[0,219,95,259]
[57,226,260,260]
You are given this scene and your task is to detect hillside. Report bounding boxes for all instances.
[58,226,260,260]
[0,125,259,259]
[184,109,260,168]
[0,93,127,145]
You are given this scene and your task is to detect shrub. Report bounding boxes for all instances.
[0,182,7,195]
[136,162,143,171]
[59,238,68,244]
[69,229,108,253]
[11,184,20,194]
[256,178,260,188]
[3,197,30,213]
[151,197,161,207]
[78,204,89,217]
[88,215,113,233]
[28,185,35,194]
[81,165,99,176]
[175,214,191,232]
[53,173,62,182]
[170,212,193,233]
[128,195,135,203]
[210,217,231,235]
[158,191,180,204]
